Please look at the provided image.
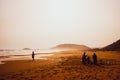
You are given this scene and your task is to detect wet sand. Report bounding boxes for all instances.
[0,53,53,64]
[0,51,120,80]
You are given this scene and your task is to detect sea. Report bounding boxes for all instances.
[0,49,60,64]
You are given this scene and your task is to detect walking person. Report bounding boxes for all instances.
[32,51,35,61]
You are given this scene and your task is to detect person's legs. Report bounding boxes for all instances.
[32,57,34,61]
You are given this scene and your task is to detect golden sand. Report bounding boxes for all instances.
[0,51,120,80]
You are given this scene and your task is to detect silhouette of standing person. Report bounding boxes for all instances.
[92,53,97,65]
[82,52,86,64]
[32,51,35,61]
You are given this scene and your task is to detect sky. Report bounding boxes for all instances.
[0,0,120,49]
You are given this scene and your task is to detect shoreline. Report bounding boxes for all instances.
[0,53,54,64]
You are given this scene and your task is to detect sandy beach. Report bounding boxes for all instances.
[0,51,120,80]
[1,0,120,80]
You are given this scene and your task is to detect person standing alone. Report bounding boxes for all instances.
[32,51,35,61]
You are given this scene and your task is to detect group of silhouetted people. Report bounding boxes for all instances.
[82,52,97,65]
[31,51,98,64]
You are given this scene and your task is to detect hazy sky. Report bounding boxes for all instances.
[0,0,120,49]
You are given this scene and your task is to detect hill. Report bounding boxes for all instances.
[52,44,91,50]
[102,39,120,51]
[22,48,31,50]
